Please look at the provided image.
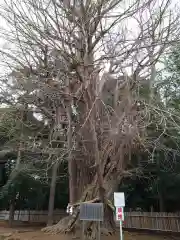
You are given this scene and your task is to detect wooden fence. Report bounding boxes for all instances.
[0,210,66,223]
[0,210,180,232]
[123,212,180,232]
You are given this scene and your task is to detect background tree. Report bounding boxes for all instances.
[119,43,180,213]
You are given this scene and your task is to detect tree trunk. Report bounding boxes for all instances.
[158,187,165,212]
[8,107,26,227]
[8,138,22,227]
[42,172,119,238]
[65,74,77,204]
[47,161,59,226]
[9,198,15,227]
[66,104,77,204]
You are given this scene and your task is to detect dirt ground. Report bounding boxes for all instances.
[0,227,180,240]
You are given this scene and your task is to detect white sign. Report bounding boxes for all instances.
[116,207,124,221]
[66,203,73,215]
[114,192,125,207]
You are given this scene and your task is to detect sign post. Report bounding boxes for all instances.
[114,193,125,240]
[116,207,124,240]
[120,220,123,240]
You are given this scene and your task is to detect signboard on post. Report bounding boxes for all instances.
[114,192,125,240]
[114,192,125,207]
[80,203,104,240]
[116,207,124,221]
[80,203,104,221]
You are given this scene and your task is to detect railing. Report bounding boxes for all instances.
[0,210,180,232]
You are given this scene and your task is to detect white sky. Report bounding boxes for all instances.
[0,0,178,118]
[0,0,179,76]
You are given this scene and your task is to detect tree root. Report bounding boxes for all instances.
[42,208,115,239]
[42,192,116,238]
[42,214,80,234]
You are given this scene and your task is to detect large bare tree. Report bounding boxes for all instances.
[0,0,179,237]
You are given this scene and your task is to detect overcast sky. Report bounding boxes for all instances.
[0,0,179,75]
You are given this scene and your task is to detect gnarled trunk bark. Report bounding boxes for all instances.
[42,165,121,238]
